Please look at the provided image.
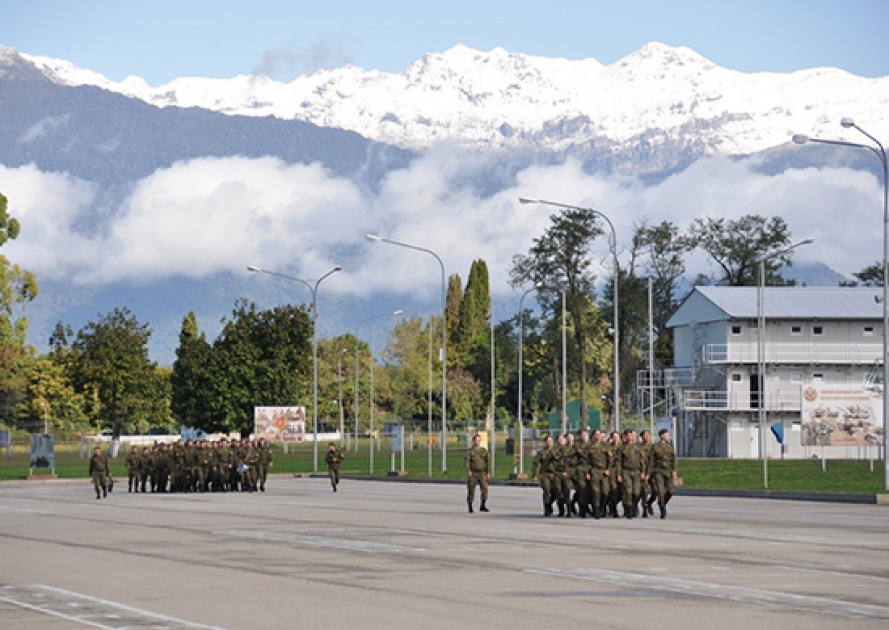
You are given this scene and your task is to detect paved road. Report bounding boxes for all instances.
[1,477,887,629]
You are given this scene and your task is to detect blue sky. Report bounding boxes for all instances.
[2,0,888,84]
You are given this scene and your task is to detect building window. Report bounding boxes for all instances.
[864,326,875,336]
[791,325,802,335]
[812,372,824,382]
[731,325,742,335]
[731,373,743,382]
[812,325,824,336]
[791,372,802,383]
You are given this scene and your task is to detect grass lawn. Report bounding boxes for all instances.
[2,440,885,494]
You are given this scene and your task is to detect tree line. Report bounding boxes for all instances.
[1,190,881,439]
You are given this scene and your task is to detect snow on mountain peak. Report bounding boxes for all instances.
[9,43,889,157]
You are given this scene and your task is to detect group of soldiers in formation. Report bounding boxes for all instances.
[531,427,677,519]
[116,437,275,495]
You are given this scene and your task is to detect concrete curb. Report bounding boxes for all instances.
[318,474,889,505]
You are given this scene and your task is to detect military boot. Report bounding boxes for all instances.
[468,503,474,514]
[660,505,667,519]
[557,502,565,517]
[480,501,489,512]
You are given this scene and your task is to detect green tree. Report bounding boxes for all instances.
[170,311,215,430]
[66,307,158,442]
[209,300,313,436]
[634,220,694,364]
[445,273,463,366]
[0,192,38,424]
[689,214,794,287]
[841,261,884,287]
[14,357,91,434]
[510,208,605,428]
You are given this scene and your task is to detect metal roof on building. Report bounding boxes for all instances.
[667,286,884,328]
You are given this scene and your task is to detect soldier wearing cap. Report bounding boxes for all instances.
[464,433,490,513]
[531,435,556,516]
[89,446,111,500]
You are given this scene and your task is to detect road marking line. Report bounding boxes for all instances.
[522,568,889,620]
[1,585,227,629]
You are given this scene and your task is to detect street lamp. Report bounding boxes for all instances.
[338,348,348,448]
[355,310,403,468]
[757,238,814,489]
[247,264,342,472]
[366,234,449,472]
[792,118,888,491]
[517,284,542,476]
[519,197,621,431]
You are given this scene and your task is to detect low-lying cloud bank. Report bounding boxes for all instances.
[1,147,881,303]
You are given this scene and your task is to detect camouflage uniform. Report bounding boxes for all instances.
[553,436,571,517]
[617,431,646,519]
[464,435,491,513]
[649,433,676,519]
[89,448,110,499]
[125,447,140,492]
[324,443,344,491]
[531,438,557,516]
[587,433,613,519]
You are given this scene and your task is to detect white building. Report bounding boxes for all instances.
[666,286,884,459]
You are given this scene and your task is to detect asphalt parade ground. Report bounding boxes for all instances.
[1,477,888,630]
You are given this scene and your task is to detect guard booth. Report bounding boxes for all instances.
[547,400,601,435]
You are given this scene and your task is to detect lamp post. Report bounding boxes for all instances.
[366,234,449,472]
[792,118,888,491]
[517,285,542,476]
[247,264,341,472]
[338,348,347,447]
[756,238,814,489]
[519,197,621,431]
[355,310,404,464]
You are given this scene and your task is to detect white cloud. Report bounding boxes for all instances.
[1,151,883,302]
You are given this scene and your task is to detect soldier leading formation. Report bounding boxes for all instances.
[116,437,274,495]
[532,428,676,519]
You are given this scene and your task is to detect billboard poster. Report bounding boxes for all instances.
[254,406,306,441]
[30,433,55,468]
[800,384,884,447]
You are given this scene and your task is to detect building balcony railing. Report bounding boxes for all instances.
[701,343,882,365]
[681,388,802,412]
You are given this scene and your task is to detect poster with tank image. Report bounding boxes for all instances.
[800,384,884,447]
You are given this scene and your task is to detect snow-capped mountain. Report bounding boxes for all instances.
[20,42,889,157]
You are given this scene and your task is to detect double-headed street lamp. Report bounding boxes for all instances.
[756,238,814,489]
[366,234,449,472]
[247,264,341,472]
[792,118,888,491]
[355,310,403,468]
[519,197,621,431]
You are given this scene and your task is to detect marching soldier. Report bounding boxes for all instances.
[325,442,344,491]
[125,446,140,492]
[137,446,150,492]
[607,431,622,517]
[616,429,645,519]
[649,428,677,519]
[553,434,570,517]
[568,430,590,517]
[531,435,556,516]
[256,437,273,492]
[464,433,491,513]
[638,429,654,517]
[587,429,612,519]
[88,446,111,500]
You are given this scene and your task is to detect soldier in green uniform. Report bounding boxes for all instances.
[607,431,622,517]
[256,437,273,492]
[531,435,556,516]
[616,429,645,519]
[553,434,570,517]
[638,429,654,517]
[587,429,613,519]
[88,446,111,500]
[325,442,344,491]
[649,428,677,519]
[464,433,490,513]
[125,446,140,492]
[137,446,150,492]
[569,430,590,517]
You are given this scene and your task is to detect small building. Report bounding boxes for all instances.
[666,286,884,459]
